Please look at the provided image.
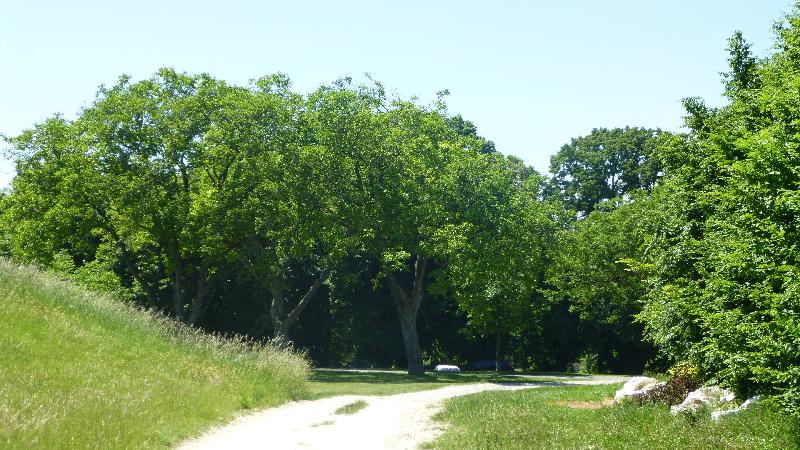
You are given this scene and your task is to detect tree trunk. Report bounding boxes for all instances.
[495,331,502,372]
[399,311,423,376]
[269,268,332,343]
[387,255,428,376]
[269,278,289,341]
[171,240,184,321]
[186,267,215,326]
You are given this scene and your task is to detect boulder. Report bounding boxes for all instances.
[670,386,736,415]
[614,376,659,403]
[711,395,761,420]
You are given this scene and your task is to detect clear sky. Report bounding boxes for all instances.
[0,0,793,187]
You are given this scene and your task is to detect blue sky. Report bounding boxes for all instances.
[0,0,793,187]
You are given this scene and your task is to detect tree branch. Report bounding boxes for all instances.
[285,268,332,325]
[387,271,412,312]
[411,255,428,313]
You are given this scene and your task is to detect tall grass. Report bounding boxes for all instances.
[0,259,309,449]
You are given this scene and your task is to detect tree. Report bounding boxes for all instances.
[547,196,654,373]
[207,75,352,341]
[306,82,492,375]
[549,127,664,216]
[432,161,558,370]
[722,31,760,99]
[638,22,800,414]
[6,70,236,323]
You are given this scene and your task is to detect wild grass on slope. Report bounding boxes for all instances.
[0,260,309,450]
[429,383,800,450]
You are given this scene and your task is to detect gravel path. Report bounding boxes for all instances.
[177,376,627,450]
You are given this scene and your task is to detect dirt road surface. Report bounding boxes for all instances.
[177,376,627,450]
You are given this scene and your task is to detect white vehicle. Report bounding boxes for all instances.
[433,364,461,373]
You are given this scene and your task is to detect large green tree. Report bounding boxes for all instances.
[4,70,351,339]
[432,160,558,369]
[6,70,232,321]
[201,75,353,340]
[547,196,653,372]
[549,127,664,216]
[639,20,800,413]
[306,82,494,375]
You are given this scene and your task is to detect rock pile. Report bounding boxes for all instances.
[613,377,663,404]
[614,377,761,420]
[670,386,735,415]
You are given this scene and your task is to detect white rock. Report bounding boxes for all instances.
[614,376,659,403]
[711,395,761,420]
[433,364,460,373]
[671,386,736,415]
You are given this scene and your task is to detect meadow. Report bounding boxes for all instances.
[428,383,799,449]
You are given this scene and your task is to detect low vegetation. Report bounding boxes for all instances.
[305,369,588,398]
[334,400,369,415]
[0,260,309,450]
[429,384,800,450]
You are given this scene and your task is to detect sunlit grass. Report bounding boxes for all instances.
[428,383,800,449]
[0,260,309,449]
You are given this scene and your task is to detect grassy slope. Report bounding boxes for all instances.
[0,260,309,450]
[429,383,800,450]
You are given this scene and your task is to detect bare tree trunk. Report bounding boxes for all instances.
[398,311,422,375]
[187,266,216,326]
[170,239,185,321]
[387,255,428,376]
[495,331,502,372]
[269,278,288,341]
[268,268,331,343]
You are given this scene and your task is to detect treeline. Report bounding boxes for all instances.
[2,7,799,414]
[0,72,559,377]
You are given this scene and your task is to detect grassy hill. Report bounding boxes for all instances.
[0,260,309,449]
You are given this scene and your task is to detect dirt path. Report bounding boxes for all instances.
[177,376,627,450]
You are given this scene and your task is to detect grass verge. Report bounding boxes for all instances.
[0,260,309,450]
[428,383,800,449]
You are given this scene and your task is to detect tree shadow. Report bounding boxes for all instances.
[309,369,599,386]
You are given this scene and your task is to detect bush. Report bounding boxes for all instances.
[652,362,702,405]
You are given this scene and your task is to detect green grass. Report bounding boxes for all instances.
[334,400,369,415]
[305,369,589,398]
[428,383,800,450]
[0,260,309,450]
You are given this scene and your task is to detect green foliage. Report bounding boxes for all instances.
[574,352,600,374]
[547,196,654,373]
[0,259,308,450]
[0,190,12,257]
[3,69,555,377]
[638,12,800,415]
[548,127,665,216]
[431,168,558,344]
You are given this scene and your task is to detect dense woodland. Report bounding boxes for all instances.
[1,10,799,416]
